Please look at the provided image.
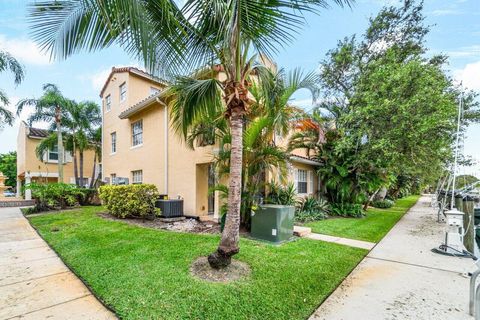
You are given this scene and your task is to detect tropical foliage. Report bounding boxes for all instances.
[0,50,24,126]
[24,182,85,212]
[0,151,16,188]
[291,1,479,209]
[17,84,69,182]
[28,0,353,268]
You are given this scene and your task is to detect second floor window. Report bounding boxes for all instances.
[111,132,117,153]
[105,94,111,111]
[132,120,143,146]
[48,146,59,161]
[119,82,127,102]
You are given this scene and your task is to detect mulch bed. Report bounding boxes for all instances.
[98,213,221,234]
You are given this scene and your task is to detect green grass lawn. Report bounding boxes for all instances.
[29,207,367,320]
[305,195,420,243]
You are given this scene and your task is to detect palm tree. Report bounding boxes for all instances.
[60,100,101,187]
[17,84,68,182]
[28,0,353,268]
[0,50,25,125]
[88,127,102,188]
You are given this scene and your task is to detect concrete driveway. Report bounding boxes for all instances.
[0,207,116,320]
[310,195,475,320]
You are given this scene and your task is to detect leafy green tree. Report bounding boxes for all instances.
[0,50,25,125]
[315,0,479,203]
[28,0,353,268]
[0,151,17,188]
[17,84,69,182]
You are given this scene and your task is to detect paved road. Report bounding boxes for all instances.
[310,195,475,320]
[0,207,116,320]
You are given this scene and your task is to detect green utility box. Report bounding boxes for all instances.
[251,205,295,243]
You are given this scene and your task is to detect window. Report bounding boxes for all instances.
[110,173,116,185]
[297,169,308,194]
[48,146,59,161]
[132,170,143,184]
[150,87,160,95]
[119,82,127,102]
[131,120,143,146]
[111,132,117,153]
[105,94,111,111]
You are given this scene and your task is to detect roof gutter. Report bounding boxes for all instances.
[289,156,322,166]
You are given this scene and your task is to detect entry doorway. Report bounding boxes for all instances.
[208,164,215,215]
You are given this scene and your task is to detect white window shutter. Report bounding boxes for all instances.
[308,170,314,194]
[42,151,47,162]
[293,168,298,192]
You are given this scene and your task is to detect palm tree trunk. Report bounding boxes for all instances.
[79,150,84,188]
[208,110,243,269]
[89,153,97,189]
[55,107,64,183]
[73,153,79,186]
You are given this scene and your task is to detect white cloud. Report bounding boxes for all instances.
[454,61,480,91]
[0,34,51,66]
[447,45,480,58]
[431,9,463,16]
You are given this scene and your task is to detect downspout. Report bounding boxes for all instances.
[157,97,168,195]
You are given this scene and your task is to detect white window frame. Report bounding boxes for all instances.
[110,173,116,185]
[119,82,127,102]
[105,94,111,112]
[111,132,117,154]
[131,120,143,147]
[132,170,143,184]
[296,169,308,195]
[47,145,59,163]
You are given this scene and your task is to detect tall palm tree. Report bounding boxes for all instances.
[0,50,25,125]
[88,127,102,189]
[60,100,101,187]
[17,84,68,182]
[28,0,353,268]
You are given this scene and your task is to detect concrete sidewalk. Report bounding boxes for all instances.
[310,195,475,320]
[0,207,116,320]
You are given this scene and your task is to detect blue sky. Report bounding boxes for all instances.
[0,0,479,176]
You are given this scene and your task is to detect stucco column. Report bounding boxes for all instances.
[25,175,32,200]
[16,179,21,198]
[214,190,220,219]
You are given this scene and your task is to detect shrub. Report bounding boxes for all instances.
[25,182,85,212]
[266,182,297,206]
[371,199,394,209]
[330,203,364,218]
[99,184,160,219]
[295,197,329,222]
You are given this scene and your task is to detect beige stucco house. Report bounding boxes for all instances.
[16,121,97,199]
[100,67,321,218]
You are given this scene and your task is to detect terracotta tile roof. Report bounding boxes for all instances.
[99,66,167,97]
[27,127,50,138]
[118,91,164,119]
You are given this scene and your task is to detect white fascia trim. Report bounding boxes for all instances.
[290,156,321,166]
[26,172,59,178]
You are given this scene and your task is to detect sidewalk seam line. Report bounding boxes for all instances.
[0,271,70,288]
[367,256,464,274]
[4,293,93,320]
[0,255,58,267]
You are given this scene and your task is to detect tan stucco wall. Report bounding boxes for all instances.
[101,70,215,216]
[17,128,96,185]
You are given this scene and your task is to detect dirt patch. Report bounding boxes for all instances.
[99,213,221,234]
[190,257,251,283]
[408,214,438,237]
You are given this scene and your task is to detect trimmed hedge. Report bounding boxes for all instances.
[99,184,160,219]
[25,182,85,212]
